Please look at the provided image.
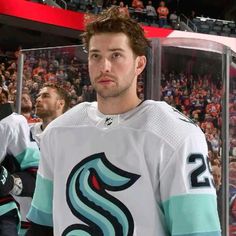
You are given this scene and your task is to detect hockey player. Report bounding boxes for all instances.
[27,6,221,235]
[0,103,40,235]
[30,83,70,148]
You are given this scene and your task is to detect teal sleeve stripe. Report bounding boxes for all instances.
[0,201,18,216]
[27,205,53,227]
[16,147,40,169]
[162,194,221,235]
[18,228,27,236]
[27,174,53,226]
[174,231,221,236]
[0,201,21,232]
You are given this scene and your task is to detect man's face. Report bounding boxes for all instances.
[21,93,32,113]
[0,91,8,104]
[35,87,61,118]
[88,33,146,100]
[212,166,221,189]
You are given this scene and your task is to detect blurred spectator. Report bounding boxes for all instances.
[118,1,130,17]
[4,71,12,86]
[206,98,221,118]
[212,165,222,192]
[0,88,9,104]
[169,10,178,29]
[71,0,81,11]
[82,84,96,102]
[157,1,169,27]
[110,0,118,7]
[132,0,144,21]
[189,10,196,21]
[146,1,157,26]
[93,0,103,14]
[21,92,41,123]
[212,164,222,224]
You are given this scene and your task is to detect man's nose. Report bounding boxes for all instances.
[36,96,41,103]
[100,58,111,73]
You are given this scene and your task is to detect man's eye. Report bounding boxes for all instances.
[90,54,100,59]
[40,94,50,98]
[112,53,121,58]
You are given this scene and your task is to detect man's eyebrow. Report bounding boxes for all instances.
[89,49,99,53]
[108,48,125,52]
[36,92,49,97]
[89,48,125,53]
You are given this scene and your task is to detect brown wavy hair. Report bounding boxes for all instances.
[82,6,151,56]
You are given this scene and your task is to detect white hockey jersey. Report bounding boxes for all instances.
[29,122,43,148]
[28,100,221,236]
[0,113,40,231]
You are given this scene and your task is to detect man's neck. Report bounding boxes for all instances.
[42,116,56,130]
[21,112,31,119]
[97,96,142,115]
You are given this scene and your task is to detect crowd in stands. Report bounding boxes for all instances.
[192,17,236,37]
[160,68,236,235]
[30,0,178,28]
[29,0,236,37]
[28,0,236,41]
[27,0,236,40]
[160,71,222,162]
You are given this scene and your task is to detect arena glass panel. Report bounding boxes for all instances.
[229,52,236,236]
[16,41,233,235]
[149,37,231,236]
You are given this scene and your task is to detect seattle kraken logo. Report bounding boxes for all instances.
[62,152,140,236]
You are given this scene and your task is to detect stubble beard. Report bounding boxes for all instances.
[93,80,134,100]
[36,108,53,119]
[91,72,135,100]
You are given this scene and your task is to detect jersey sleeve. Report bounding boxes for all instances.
[0,114,40,169]
[27,128,54,227]
[159,130,221,236]
[0,123,11,162]
[0,114,41,220]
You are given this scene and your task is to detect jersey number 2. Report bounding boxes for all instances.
[188,154,212,188]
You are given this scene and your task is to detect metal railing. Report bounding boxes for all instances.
[43,0,61,8]
[179,13,197,32]
[55,0,67,10]
[42,0,67,9]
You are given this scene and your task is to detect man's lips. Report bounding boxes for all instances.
[99,79,112,83]
[36,105,43,110]
[97,77,114,84]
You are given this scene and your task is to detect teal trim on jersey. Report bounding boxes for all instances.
[0,201,18,216]
[0,201,21,232]
[16,147,40,169]
[18,228,27,236]
[174,232,221,236]
[162,194,221,235]
[27,174,53,226]
[27,205,53,227]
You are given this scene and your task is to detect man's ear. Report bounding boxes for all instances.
[57,99,65,111]
[136,55,147,76]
